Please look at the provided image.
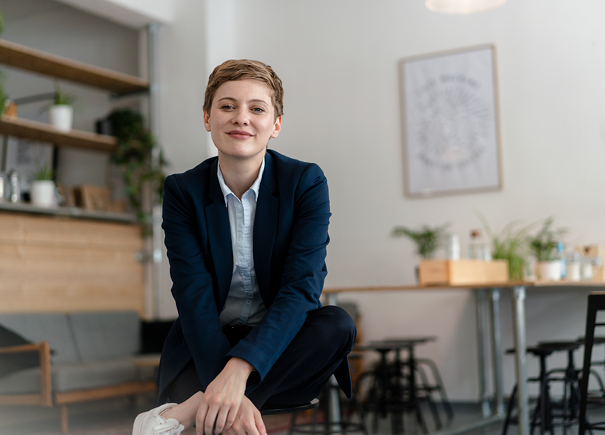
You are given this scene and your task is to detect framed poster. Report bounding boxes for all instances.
[399,44,502,197]
[1,136,54,192]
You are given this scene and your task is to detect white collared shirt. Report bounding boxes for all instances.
[217,158,268,327]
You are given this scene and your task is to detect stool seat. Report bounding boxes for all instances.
[261,398,319,416]
[537,341,582,351]
[505,347,556,356]
[382,337,437,345]
[577,336,605,344]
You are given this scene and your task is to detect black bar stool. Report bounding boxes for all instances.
[502,342,582,435]
[260,399,321,435]
[288,372,369,435]
[577,336,605,404]
[355,337,445,434]
[580,291,605,434]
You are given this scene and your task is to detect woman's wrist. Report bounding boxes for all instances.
[226,357,255,377]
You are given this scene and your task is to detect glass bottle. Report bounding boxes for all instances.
[557,242,567,280]
[468,229,491,261]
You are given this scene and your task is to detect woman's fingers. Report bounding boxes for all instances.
[254,409,267,435]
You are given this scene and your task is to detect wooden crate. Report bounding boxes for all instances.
[419,259,509,286]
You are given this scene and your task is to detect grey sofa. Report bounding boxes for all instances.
[0,311,158,433]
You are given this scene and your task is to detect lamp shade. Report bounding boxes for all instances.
[425,0,505,14]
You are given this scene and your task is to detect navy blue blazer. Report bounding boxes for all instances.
[157,150,351,400]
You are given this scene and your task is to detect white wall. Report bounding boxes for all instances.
[153,0,605,401]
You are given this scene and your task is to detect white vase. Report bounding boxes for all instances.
[30,180,56,208]
[536,261,562,281]
[49,105,73,132]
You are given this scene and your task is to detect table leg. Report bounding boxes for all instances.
[511,286,530,435]
[490,288,505,417]
[476,288,491,417]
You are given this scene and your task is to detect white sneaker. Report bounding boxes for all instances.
[132,403,185,435]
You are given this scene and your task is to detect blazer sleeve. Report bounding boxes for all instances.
[162,174,232,388]
[226,163,330,382]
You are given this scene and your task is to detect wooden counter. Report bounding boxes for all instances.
[0,211,144,314]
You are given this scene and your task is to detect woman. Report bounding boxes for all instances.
[133,59,356,435]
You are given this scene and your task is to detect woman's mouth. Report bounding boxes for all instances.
[228,130,253,139]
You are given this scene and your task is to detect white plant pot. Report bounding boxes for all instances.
[536,261,562,281]
[30,180,56,208]
[49,105,73,132]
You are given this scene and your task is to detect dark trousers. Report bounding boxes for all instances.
[159,305,356,408]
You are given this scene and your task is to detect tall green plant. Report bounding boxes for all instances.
[477,214,538,281]
[108,109,167,235]
[392,223,450,259]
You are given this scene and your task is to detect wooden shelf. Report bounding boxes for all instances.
[0,201,137,223]
[0,115,116,152]
[0,39,149,95]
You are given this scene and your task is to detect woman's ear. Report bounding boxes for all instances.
[271,116,282,138]
[203,109,211,132]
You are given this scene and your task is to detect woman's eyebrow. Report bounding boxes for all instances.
[217,97,269,105]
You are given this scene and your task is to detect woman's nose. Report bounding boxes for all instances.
[232,109,249,125]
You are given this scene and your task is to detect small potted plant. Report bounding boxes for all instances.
[48,82,75,132]
[30,164,55,208]
[478,214,539,281]
[528,217,566,281]
[392,223,450,259]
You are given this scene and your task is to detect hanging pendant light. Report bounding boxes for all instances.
[425,0,505,14]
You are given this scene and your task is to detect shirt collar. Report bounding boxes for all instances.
[217,157,265,206]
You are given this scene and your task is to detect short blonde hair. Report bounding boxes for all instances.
[203,59,284,119]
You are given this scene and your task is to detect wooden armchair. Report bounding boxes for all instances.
[0,341,52,407]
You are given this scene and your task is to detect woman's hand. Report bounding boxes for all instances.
[223,396,266,435]
[196,357,254,435]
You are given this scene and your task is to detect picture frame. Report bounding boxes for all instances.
[399,44,502,197]
[1,136,55,192]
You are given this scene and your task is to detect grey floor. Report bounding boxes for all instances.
[1,398,604,435]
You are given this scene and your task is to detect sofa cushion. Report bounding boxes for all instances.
[0,358,154,394]
[0,325,39,377]
[0,313,79,363]
[68,311,140,361]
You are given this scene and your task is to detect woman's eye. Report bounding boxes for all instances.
[252,107,265,113]
[221,105,234,110]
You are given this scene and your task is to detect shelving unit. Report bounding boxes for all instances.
[0,32,158,318]
[0,39,149,95]
[0,115,116,152]
[0,38,150,153]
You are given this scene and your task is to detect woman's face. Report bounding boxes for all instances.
[204,79,282,163]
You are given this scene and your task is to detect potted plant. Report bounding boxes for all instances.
[30,164,55,208]
[478,215,538,281]
[528,217,567,281]
[392,223,450,259]
[107,109,167,235]
[48,82,75,132]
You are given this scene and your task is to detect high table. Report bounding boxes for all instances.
[323,281,605,435]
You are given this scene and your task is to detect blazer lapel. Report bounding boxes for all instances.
[206,159,233,311]
[254,152,279,307]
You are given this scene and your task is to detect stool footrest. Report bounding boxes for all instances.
[260,398,319,416]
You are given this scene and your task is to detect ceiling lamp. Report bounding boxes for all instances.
[425,0,506,14]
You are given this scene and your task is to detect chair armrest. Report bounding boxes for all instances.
[0,342,46,354]
[0,341,52,406]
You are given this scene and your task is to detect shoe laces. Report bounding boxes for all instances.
[153,418,184,435]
